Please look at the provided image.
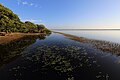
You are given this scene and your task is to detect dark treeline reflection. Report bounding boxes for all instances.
[0,33,51,67]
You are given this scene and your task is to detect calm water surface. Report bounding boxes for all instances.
[54,30,120,44]
[0,32,120,80]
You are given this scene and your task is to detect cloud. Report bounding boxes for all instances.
[17,0,41,8]
[22,1,28,5]
[17,0,21,5]
[30,3,34,6]
[22,19,42,24]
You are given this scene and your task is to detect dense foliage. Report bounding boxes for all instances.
[0,3,51,33]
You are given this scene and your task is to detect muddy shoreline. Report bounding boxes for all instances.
[0,33,46,45]
[54,31,120,55]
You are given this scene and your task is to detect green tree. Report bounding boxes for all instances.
[0,3,51,33]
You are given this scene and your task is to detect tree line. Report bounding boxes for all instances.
[0,3,51,34]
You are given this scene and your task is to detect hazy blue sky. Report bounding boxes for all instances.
[1,0,120,29]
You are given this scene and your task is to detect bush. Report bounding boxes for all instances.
[0,4,51,33]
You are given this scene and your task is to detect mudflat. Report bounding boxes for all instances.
[55,32,120,55]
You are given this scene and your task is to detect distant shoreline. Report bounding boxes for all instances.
[51,29,120,31]
[54,31,120,55]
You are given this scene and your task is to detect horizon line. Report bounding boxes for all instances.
[50,29,120,30]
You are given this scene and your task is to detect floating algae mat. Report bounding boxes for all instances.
[0,33,120,80]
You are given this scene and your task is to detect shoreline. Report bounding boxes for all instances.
[1,31,120,55]
[54,31,120,55]
[0,33,44,45]
[0,33,47,67]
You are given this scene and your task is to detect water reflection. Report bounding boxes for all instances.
[55,30,120,44]
[1,45,107,80]
[0,33,120,80]
[0,33,51,67]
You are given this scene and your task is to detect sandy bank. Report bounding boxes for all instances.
[0,33,41,44]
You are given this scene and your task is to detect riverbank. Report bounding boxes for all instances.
[54,32,120,55]
[0,33,44,45]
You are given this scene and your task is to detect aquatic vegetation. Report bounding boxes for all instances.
[0,34,50,67]
[0,33,113,80]
[57,32,120,55]
[5,43,107,80]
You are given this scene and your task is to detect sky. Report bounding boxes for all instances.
[0,0,120,29]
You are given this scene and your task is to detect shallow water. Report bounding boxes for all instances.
[0,33,120,80]
[54,30,120,44]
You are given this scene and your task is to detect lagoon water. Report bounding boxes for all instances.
[54,30,120,44]
[0,32,120,80]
